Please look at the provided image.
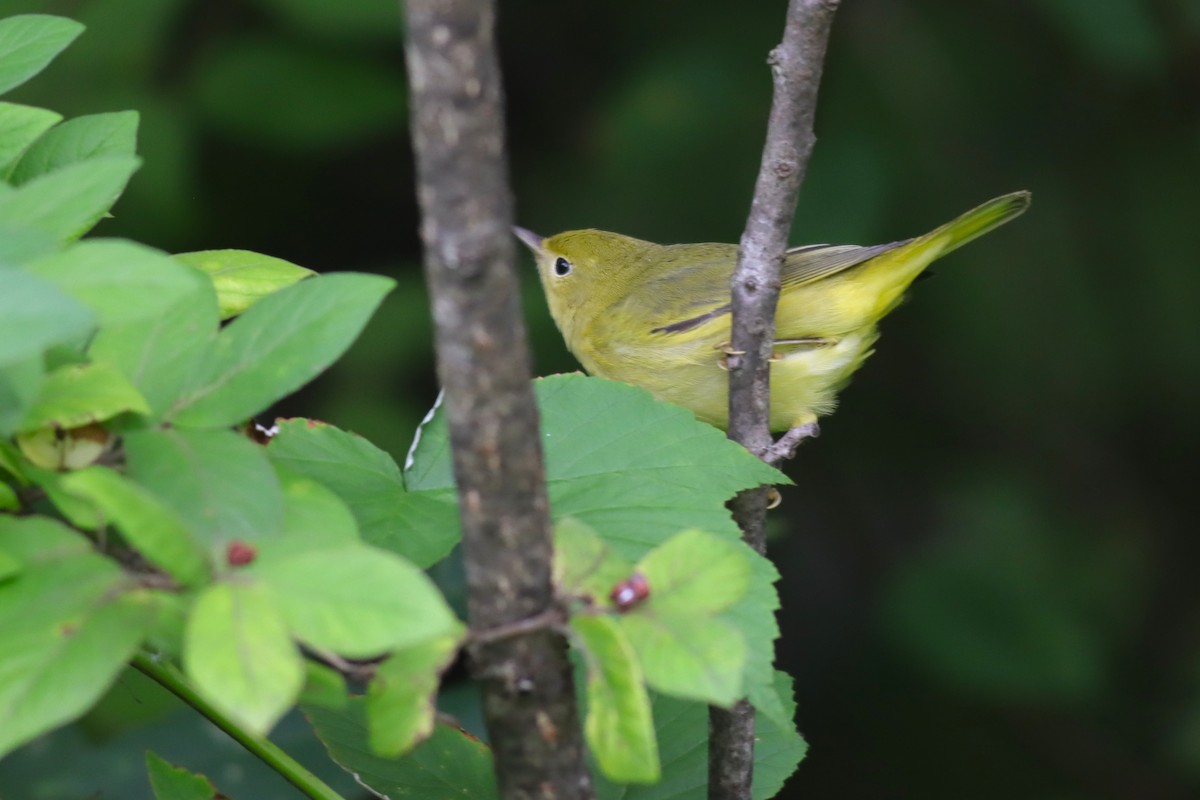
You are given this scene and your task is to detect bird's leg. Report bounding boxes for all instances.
[762,421,820,466]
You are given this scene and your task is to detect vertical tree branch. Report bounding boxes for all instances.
[713,1,840,799]
[401,2,591,798]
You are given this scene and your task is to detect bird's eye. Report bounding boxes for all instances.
[553,256,572,277]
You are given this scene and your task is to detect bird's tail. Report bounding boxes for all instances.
[922,190,1031,259]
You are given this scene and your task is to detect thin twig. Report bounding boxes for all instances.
[400,1,591,798]
[131,653,344,800]
[715,1,841,799]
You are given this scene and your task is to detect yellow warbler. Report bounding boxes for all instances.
[516,191,1029,433]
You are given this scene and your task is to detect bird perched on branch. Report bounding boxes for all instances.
[516,191,1030,447]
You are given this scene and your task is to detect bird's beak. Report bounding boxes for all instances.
[512,226,544,254]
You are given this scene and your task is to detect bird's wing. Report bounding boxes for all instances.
[781,240,912,287]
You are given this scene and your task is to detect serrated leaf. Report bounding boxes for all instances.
[124,427,283,549]
[307,699,499,800]
[184,581,303,734]
[0,155,140,240]
[59,466,210,586]
[573,614,659,783]
[175,249,315,319]
[367,633,463,755]
[0,102,61,177]
[170,272,394,428]
[254,545,463,658]
[0,516,157,758]
[0,269,93,367]
[0,15,84,96]
[18,360,149,432]
[28,238,205,328]
[10,110,138,185]
[145,751,219,800]
[619,613,745,707]
[405,374,787,559]
[268,418,458,568]
[634,529,750,617]
[729,551,785,728]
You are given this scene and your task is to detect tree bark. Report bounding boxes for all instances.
[714,1,840,799]
[401,2,591,798]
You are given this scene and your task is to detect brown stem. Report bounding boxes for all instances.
[400,2,592,798]
[716,1,841,799]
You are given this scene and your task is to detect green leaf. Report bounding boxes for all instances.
[269,469,361,558]
[59,466,210,586]
[0,516,156,758]
[268,418,458,568]
[10,110,139,185]
[87,269,219,419]
[21,464,101,527]
[0,481,16,512]
[299,660,347,710]
[145,751,219,800]
[0,269,93,367]
[0,223,57,265]
[195,38,407,152]
[729,551,786,728]
[554,516,633,603]
[254,545,464,658]
[0,542,19,576]
[0,15,85,96]
[634,529,751,617]
[170,272,394,428]
[405,374,786,559]
[747,672,808,800]
[0,355,43,436]
[184,581,303,735]
[0,102,61,177]
[175,249,315,319]
[28,238,205,328]
[307,699,499,800]
[573,614,659,783]
[619,612,745,707]
[0,155,140,240]
[124,427,284,549]
[367,633,463,756]
[18,360,149,432]
[592,671,806,800]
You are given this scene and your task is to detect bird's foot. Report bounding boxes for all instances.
[715,341,746,371]
[762,421,820,466]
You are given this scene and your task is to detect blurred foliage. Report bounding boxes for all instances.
[0,0,1197,797]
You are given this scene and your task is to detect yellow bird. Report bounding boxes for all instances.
[517,191,1029,434]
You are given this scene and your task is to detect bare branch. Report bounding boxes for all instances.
[714,1,841,799]
[401,2,591,797]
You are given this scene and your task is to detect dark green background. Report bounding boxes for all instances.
[2,0,1197,798]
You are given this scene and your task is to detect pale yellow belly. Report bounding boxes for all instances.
[578,330,878,432]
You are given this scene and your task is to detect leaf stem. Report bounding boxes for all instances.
[131,652,346,800]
